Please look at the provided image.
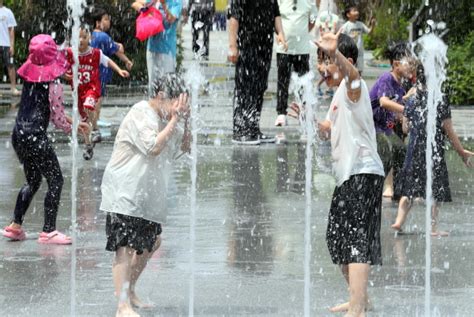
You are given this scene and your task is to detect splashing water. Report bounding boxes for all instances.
[415,33,448,317]
[66,0,85,315]
[184,63,206,317]
[289,71,317,315]
[318,0,338,13]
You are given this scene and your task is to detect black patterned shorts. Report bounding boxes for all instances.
[0,46,15,67]
[106,213,162,255]
[326,174,384,265]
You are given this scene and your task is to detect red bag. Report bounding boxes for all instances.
[135,6,164,42]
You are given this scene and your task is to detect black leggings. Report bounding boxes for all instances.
[276,53,310,115]
[12,130,64,233]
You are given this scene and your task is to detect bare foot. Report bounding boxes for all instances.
[344,311,366,317]
[329,302,349,312]
[329,300,373,313]
[116,302,140,317]
[431,231,449,237]
[130,292,155,309]
[391,223,402,232]
[8,222,22,230]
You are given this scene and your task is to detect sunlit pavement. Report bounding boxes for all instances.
[1,28,474,317]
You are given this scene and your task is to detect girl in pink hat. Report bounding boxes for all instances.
[2,34,89,244]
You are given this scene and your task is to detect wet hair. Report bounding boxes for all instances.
[317,33,359,65]
[91,7,108,28]
[344,5,357,19]
[414,61,426,88]
[387,42,412,65]
[151,73,188,99]
[337,33,359,63]
[79,24,91,33]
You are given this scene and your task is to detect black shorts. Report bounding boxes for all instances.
[326,174,384,265]
[105,213,162,255]
[0,46,15,67]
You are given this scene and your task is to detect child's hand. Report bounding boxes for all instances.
[118,69,130,78]
[288,102,301,119]
[370,16,377,27]
[318,120,331,140]
[171,93,190,119]
[277,33,288,52]
[403,87,417,101]
[315,28,342,58]
[78,122,91,135]
[63,72,73,82]
[461,149,474,167]
[125,60,134,71]
[228,46,239,64]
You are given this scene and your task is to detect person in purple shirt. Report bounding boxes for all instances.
[91,7,133,143]
[369,42,415,200]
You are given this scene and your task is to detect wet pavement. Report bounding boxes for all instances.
[1,137,474,316]
[1,26,474,317]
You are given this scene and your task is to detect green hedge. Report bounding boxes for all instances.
[446,31,474,106]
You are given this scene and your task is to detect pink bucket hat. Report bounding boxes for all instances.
[17,34,70,83]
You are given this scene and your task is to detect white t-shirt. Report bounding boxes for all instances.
[0,6,16,47]
[100,101,183,223]
[341,21,369,71]
[325,79,384,186]
[277,0,318,55]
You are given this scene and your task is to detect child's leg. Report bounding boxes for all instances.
[383,168,394,197]
[113,247,139,317]
[346,263,370,317]
[391,196,412,231]
[8,65,18,92]
[84,113,93,145]
[391,134,406,200]
[329,264,350,312]
[329,264,372,313]
[10,157,42,229]
[91,97,102,132]
[39,141,65,233]
[431,203,449,236]
[129,236,162,308]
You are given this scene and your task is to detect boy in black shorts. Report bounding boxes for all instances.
[304,30,385,316]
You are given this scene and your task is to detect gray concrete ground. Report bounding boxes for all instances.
[0,26,474,317]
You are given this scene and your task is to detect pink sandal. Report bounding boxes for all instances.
[2,226,26,241]
[38,230,72,245]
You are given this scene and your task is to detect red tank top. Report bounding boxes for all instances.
[67,47,102,98]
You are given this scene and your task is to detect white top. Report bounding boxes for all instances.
[100,101,183,223]
[340,20,369,54]
[277,0,317,55]
[0,6,16,47]
[325,79,384,186]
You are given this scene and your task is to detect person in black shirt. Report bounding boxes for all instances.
[228,0,287,145]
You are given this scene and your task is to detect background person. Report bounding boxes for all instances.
[0,0,20,95]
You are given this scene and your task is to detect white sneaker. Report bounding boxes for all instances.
[274,114,287,127]
[91,129,102,144]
